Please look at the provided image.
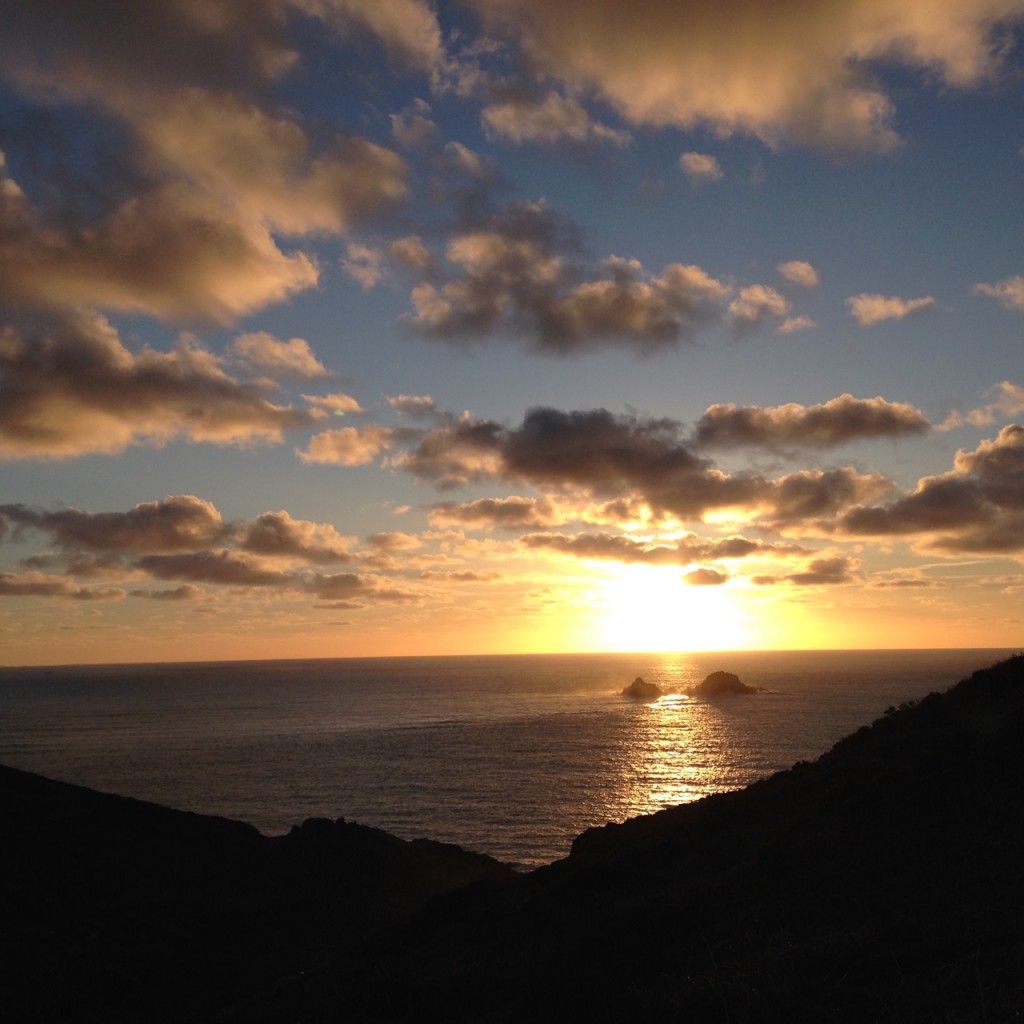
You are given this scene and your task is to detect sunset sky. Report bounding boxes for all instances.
[2,0,1024,665]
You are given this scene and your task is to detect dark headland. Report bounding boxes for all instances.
[4,653,1024,1022]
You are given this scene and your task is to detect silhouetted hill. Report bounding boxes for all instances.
[310,653,1024,1023]
[5,654,1023,1022]
[0,766,512,1023]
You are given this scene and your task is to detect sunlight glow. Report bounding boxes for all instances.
[596,565,749,652]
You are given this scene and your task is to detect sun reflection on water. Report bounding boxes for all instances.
[606,660,752,821]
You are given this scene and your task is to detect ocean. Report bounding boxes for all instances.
[0,649,1013,869]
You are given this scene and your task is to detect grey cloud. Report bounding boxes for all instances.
[404,202,728,353]
[763,468,893,523]
[752,556,858,586]
[429,496,562,530]
[838,425,1024,552]
[136,551,292,587]
[839,423,1024,552]
[306,572,421,603]
[693,394,931,449]
[0,495,228,552]
[401,406,886,524]
[235,511,353,564]
[130,585,207,602]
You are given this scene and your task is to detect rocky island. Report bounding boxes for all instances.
[620,675,663,699]
[687,669,762,695]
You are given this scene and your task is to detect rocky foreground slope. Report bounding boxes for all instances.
[4,653,1024,1022]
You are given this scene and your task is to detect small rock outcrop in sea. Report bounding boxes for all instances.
[620,676,663,699]
[688,670,760,696]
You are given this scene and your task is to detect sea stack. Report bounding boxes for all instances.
[620,676,663,699]
[689,671,759,696]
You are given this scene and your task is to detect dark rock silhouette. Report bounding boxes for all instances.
[688,669,761,695]
[620,675,663,699]
[5,653,1024,1022]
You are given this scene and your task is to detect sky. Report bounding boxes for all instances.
[1,0,1024,666]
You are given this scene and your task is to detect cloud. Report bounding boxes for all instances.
[482,92,630,146]
[400,405,890,525]
[467,0,1024,151]
[297,0,449,77]
[234,511,353,564]
[366,531,422,552]
[138,90,409,236]
[846,293,936,326]
[729,284,789,325]
[0,314,315,459]
[429,496,562,530]
[520,530,807,566]
[777,315,817,334]
[420,570,502,582]
[0,570,125,600]
[692,394,932,448]
[778,260,820,288]
[974,274,1024,311]
[303,393,365,417]
[0,7,412,323]
[0,495,228,553]
[838,424,1024,553]
[679,152,723,183]
[752,555,859,586]
[393,418,506,487]
[231,332,328,378]
[964,381,1024,426]
[685,568,730,586]
[390,236,438,276]
[442,142,491,179]
[0,166,319,322]
[305,571,421,603]
[130,584,207,602]
[405,203,730,352]
[387,394,441,419]
[296,425,399,466]
[390,98,440,149]
[341,244,385,289]
[136,550,292,587]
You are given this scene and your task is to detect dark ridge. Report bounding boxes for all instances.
[0,766,513,1023]
[5,653,1024,1022]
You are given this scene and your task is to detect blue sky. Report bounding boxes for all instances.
[1,1,1023,664]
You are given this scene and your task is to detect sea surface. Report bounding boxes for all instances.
[0,649,1014,869]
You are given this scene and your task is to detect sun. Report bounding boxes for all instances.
[595,564,750,652]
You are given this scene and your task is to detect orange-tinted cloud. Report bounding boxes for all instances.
[847,293,936,326]
[0,314,315,459]
[468,0,1023,151]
